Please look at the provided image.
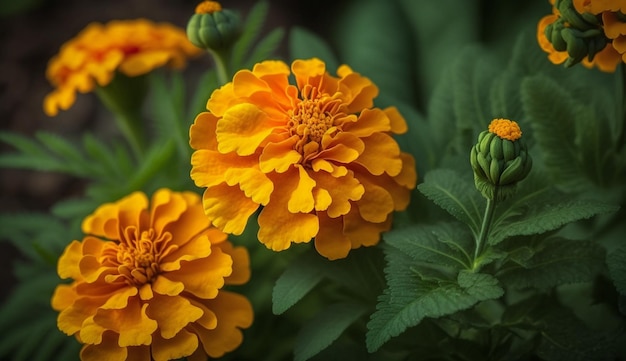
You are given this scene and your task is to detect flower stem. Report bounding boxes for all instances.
[474,190,498,266]
[209,49,231,86]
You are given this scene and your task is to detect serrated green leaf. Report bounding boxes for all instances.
[0,213,71,260]
[318,246,386,299]
[34,132,84,167]
[607,246,626,294]
[82,133,126,179]
[334,0,417,106]
[497,237,605,290]
[294,302,368,361]
[521,76,594,192]
[366,247,503,352]
[272,252,324,315]
[289,27,339,72]
[231,0,269,70]
[417,169,484,236]
[385,222,474,270]
[245,27,285,69]
[490,187,619,245]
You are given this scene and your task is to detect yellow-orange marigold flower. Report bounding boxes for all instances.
[189,58,417,260]
[537,0,622,71]
[51,189,253,361]
[43,19,201,116]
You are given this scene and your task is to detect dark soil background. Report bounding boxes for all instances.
[0,0,333,303]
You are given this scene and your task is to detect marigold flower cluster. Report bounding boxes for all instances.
[43,19,201,116]
[189,58,417,260]
[537,0,626,71]
[51,189,253,361]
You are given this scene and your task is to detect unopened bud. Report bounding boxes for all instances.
[470,119,532,201]
[186,1,241,51]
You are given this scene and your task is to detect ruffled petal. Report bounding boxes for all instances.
[152,329,199,361]
[189,112,219,151]
[201,184,259,235]
[216,103,276,156]
[80,331,127,361]
[165,247,232,299]
[257,195,319,251]
[314,212,351,260]
[355,132,403,176]
[146,295,203,339]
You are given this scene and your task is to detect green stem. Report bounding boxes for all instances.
[474,190,499,266]
[209,48,231,86]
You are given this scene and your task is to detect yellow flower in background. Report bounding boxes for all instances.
[189,58,417,260]
[574,0,626,62]
[537,0,622,71]
[51,189,253,361]
[43,19,201,116]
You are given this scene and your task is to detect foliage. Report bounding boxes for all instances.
[1,0,626,360]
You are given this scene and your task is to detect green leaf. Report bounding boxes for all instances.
[231,0,269,70]
[385,222,474,270]
[289,27,339,72]
[425,69,459,162]
[50,197,98,220]
[294,302,368,361]
[245,27,285,69]
[272,252,324,315]
[607,245,626,294]
[0,213,71,260]
[490,186,619,245]
[417,169,484,237]
[366,246,503,352]
[187,69,218,119]
[149,73,189,159]
[521,75,594,192]
[497,237,606,290]
[536,306,617,361]
[333,0,417,106]
[82,133,127,179]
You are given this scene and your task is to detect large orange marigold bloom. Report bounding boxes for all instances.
[51,189,253,361]
[189,58,417,260]
[575,0,626,62]
[44,19,201,116]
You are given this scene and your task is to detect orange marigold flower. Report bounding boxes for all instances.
[43,19,201,116]
[51,189,253,361]
[189,58,417,260]
[537,0,622,71]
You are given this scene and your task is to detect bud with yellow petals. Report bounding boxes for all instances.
[186,1,241,51]
[470,119,532,201]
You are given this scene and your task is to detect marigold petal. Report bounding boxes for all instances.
[286,165,316,213]
[100,287,139,310]
[80,332,127,361]
[292,58,326,90]
[356,132,403,176]
[337,65,378,113]
[160,234,211,272]
[93,300,157,347]
[217,103,275,156]
[215,241,251,285]
[312,171,364,218]
[314,213,351,260]
[191,149,256,188]
[224,167,274,205]
[189,112,219,151]
[341,108,391,137]
[165,247,232,299]
[51,284,76,311]
[206,82,237,116]
[343,209,390,248]
[201,184,259,235]
[357,182,395,223]
[383,106,408,134]
[257,203,319,251]
[191,291,253,358]
[120,51,172,77]
[152,275,184,296]
[147,295,203,339]
[259,136,301,173]
[394,152,418,189]
[318,132,364,164]
[152,329,199,361]
[313,188,332,211]
[232,69,272,97]
[57,240,83,279]
[150,189,187,235]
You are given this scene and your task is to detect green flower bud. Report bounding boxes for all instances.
[187,1,241,51]
[470,119,532,201]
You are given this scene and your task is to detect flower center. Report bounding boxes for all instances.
[289,85,342,158]
[117,228,162,286]
[488,118,522,141]
[195,1,222,14]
